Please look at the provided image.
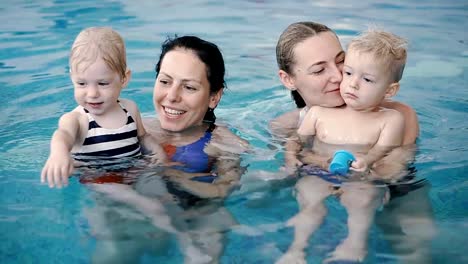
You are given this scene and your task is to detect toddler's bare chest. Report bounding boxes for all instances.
[315,117,383,146]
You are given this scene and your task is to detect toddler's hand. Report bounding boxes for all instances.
[350,158,368,172]
[40,154,74,188]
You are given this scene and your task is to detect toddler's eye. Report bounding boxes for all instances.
[363,78,374,83]
[98,82,109,86]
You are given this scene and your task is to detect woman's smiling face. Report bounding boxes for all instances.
[153,48,220,132]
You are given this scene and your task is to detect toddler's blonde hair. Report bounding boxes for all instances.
[348,29,407,82]
[69,27,127,80]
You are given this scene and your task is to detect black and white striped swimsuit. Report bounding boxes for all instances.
[72,103,141,162]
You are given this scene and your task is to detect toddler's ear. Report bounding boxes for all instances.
[385,82,400,98]
[122,69,132,87]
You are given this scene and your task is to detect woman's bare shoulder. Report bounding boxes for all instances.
[210,125,249,154]
[142,117,161,134]
[381,100,419,144]
[269,109,301,137]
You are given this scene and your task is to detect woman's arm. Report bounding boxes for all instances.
[168,156,245,199]
[381,100,419,145]
[269,109,301,138]
[167,126,248,199]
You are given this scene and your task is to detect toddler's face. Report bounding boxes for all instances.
[71,57,124,116]
[339,49,395,111]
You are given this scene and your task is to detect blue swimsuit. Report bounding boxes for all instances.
[163,124,218,208]
[163,123,216,183]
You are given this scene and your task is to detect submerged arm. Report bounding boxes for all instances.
[166,126,248,199]
[269,109,301,139]
[41,111,84,187]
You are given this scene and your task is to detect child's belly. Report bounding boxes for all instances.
[310,137,372,157]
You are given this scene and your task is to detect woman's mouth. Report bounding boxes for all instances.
[326,88,340,94]
[164,106,186,117]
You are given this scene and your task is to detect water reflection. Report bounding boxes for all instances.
[271,137,435,263]
[75,156,239,263]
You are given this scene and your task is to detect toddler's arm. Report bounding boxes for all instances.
[351,110,405,173]
[41,112,84,188]
[121,99,167,163]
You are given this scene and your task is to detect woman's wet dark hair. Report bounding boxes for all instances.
[155,36,226,123]
[291,90,306,108]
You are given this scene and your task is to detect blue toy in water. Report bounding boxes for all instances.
[328,150,356,175]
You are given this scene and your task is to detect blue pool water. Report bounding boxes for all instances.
[1,0,467,263]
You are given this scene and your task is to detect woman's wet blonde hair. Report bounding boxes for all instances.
[69,27,127,80]
[276,21,335,74]
[276,21,337,107]
[348,29,408,82]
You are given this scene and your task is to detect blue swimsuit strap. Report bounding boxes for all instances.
[169,123,217,182]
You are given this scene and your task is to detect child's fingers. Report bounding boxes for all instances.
[60,167,69,187]
[53,167,62,188]
[296,160,304,167]
[40,166,47,183]
[349,160,367,172]
[65,163,74,186]
[46,168,55,188]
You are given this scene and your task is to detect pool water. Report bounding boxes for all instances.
[1,0,467,263]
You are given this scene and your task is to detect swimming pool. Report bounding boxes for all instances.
[1,0,466,263]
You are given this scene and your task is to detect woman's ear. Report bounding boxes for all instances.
[278,70,296,91]
[385,82,400,98]
[209,89,223,109]
[122,69,132,88]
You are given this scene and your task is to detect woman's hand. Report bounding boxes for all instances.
[285,151,303,172]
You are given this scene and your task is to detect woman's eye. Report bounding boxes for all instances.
[159,79,169,85]
[76,82,86,86]
[311,68,324,75]
[185,85,197,91]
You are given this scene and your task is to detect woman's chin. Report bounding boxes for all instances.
[161,124,184,132]
[321,97,345,108]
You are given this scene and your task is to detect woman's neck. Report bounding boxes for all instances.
[160,123,210,144]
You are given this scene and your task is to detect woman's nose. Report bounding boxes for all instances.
[329,64,343,83]
[166,85,181,101]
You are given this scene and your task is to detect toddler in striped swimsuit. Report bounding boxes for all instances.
[41,27,165,188]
